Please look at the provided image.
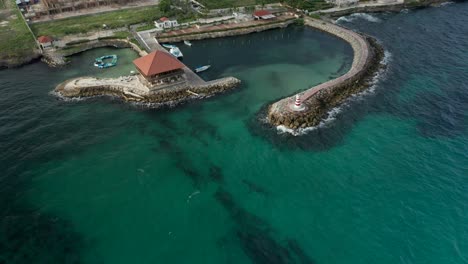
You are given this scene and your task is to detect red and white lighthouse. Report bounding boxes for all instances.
[291,94,305,111]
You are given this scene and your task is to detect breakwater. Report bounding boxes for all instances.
[157,18,296,43]
[267,18,384,130]
[55,75,241,105]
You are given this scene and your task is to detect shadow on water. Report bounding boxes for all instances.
[215,188,315,264]
[242,179,270,196]
[0,166,86,264]
[209,165,224,183]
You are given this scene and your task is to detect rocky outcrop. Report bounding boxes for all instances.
[157,19,296,43]
[267,18,384,130]
[0,50,42,69]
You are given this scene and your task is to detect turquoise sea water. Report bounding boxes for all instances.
[1,4,467,264]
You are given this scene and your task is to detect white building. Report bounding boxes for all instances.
[154,17,179,30]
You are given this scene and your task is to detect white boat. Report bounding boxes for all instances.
[184,40,192,46]
[162,44,176,49]
[195,65,211,73]
[170,47,183,58]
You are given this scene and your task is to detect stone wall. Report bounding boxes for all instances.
[56,77,241,105]
[267,18,384,130]
[157,19,296,43]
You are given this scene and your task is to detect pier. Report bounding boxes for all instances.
[56,30,241,104]
[267,18,384,130]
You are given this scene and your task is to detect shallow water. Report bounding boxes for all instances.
[1,4,468,264]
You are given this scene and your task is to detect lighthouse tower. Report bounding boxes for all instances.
[291,94,306,111]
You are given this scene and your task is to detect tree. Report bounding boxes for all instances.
[159,0,171,13]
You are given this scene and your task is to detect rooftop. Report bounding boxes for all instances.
[253,10,272,17]
[37,35,53,43]
[133,51,185,77]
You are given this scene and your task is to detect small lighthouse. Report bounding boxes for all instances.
[291,94,305,111]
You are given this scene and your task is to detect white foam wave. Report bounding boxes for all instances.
[435,1,454,7]
[50,90,88,102]
[336,13,381,23]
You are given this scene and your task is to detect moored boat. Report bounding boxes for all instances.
[162,44,176,49]
[184,40,192,46]
[170,47,183,58]
[94,54,118,69]
[195,65,211,73]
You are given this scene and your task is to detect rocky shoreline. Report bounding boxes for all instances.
[55,76,241,106]
[266,17,385,130]
[320,0,458,17]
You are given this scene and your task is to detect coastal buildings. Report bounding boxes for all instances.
[37,36,54,49]
[154,17,179,30]
[253,10,276,20]
[132,51,186,89]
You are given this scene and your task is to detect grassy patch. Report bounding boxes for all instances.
[198,0,278,9]
[0,2,37,60]
[31,5,162,37]
[283,0,334,11]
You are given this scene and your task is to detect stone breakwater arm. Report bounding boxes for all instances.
[55,75,241,105]
[267,18,383,130]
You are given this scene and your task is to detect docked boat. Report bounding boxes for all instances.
[162,44,176,49]
[184,40,192,47]
[94,54,118,69]
[195,65,211,73]
[170,47,183,58]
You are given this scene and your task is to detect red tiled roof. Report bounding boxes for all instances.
[37,35,53,43]
[133,51,184,77]
[253,10,272,17]
[160,17,169,22]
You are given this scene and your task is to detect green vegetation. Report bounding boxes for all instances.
[198,0,277,9]
[0,0,6,9]
[0,1,38,61]
[31,5,162,37]
[280,0,334,11]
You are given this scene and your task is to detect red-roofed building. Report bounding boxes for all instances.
[37,35,54,49]
[253,10,276,20]
[133,50,186,87]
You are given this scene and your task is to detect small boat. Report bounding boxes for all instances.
[170,47,183,58]
[94,54,118,69]
[184,40,192,46]
[195,65,211,73]
[162,44,176,49]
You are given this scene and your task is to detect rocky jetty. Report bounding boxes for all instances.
[55,75,241,105]
[267,18,384,130]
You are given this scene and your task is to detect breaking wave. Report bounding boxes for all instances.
[336,13,382,23]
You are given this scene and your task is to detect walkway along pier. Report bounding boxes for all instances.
[55,33,241,104]
[267,18,385,130]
